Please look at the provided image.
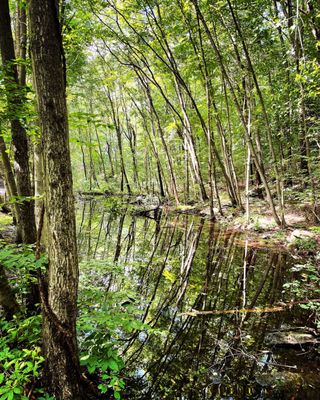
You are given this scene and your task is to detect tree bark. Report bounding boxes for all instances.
[29,1,84,398]
[0,264,19,320]
[0,131,22,239]
[15,2,27,86]
[0,0,36,244]
[192,0,282,226]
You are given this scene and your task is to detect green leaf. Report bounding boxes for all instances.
[108,359,119,371]
[97,383,108,394]
[88,365,96,374]
[7,391,14,400]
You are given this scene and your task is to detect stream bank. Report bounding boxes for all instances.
[77,191,320,255]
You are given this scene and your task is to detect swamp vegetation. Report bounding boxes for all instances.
[0,0,319,399]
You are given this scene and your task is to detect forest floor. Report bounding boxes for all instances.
[76,188,320,255]
[168,196,320,254]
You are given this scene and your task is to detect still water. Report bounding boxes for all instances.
[77,199,319,400]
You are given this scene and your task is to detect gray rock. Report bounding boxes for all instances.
[265,330,318,346]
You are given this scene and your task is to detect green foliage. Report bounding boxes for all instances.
[0,243,45,272]
[78,258,152,397]
[310,226,320,234]
[291,237,318,253]
[0,316,43,400]
[0,243,134,397]
[80,343,125,398]
[101,197,126,214]
[0,243,49,398]
[0,243,47,299]
[284,262,320,328]
[0,214,12,227]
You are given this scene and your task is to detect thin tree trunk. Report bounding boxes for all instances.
[121,96,141,190]
[129,92,167,198]
[16,3,27,86]
[245,108,251,225]
[106,89,131,194]
[89,100,108,182]
[106,141,115,177]
[226,0,285,226]
[142,78,180,203]
[191,0,282,226]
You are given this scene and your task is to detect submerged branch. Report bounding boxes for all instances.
[180,299,320,316]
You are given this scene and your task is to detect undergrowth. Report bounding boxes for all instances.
[0,244,149,399]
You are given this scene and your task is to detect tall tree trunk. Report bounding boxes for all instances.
[16,2,27,86]
[29,1,84,398]
[140,76,180,203]
[0,0,36,244]
[129,93,167,198]
[106,89,131,194]
[89,100,108,182]
[227,0,285,226]
[191,0,282,226]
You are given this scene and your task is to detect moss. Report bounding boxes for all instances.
[0,213,13,226]
[310,226,320,234]
[176,204,193,211]
[292,237,318,252]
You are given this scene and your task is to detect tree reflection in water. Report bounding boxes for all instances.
[77,200,319,400]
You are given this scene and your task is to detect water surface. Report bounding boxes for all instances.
[77,200,319,400]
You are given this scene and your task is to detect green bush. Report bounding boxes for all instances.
[0,316,43,400]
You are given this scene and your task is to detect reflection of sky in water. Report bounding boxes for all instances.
[134,368,145,378]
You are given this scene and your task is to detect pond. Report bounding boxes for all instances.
[77,199,319,400]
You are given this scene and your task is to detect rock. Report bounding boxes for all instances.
[133,195,160,207]
[255,371,305,390]
[248,188,264,198]
[288,229,315,241]
[199,207,219,216]
[265,330,319,346]
[287,229,319,252]
[255,372,277,387]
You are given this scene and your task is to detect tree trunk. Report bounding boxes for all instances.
[130,93,167,198]
[106,89,131,194]
[192,0,282,226]
[0,132,22,239]
[29,1,84,398]
[15,2,27,86]
[0,264,19,320]
[0,0,36,244]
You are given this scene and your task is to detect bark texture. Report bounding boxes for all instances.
[29,1,84,398]
[0,264,19,320]
[0,0,36,244]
